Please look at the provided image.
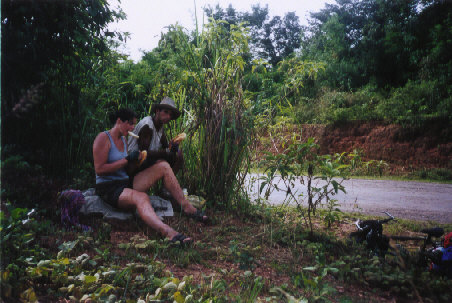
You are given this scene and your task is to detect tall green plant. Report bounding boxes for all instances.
[140,20,254,207]
[259,134,351,235]
[183,20,254,207]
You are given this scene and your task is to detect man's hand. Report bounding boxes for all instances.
[126,150,140,162]
[169,132,185,153]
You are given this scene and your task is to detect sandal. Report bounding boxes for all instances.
[184,209,209,224]
[169,233,193,247]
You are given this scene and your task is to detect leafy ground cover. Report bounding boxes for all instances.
[2,201,451,302]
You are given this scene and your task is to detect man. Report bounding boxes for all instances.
[128,96,182,173]
[127,97,208,222]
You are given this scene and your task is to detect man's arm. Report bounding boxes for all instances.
[93,132,128,176]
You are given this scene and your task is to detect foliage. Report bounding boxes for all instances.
[259,134,351,235]
[331,249,452,302]
[376,80,450,127]
[1,152,58,208]
[204,4,302,66]
[0,204,52,299]
[323,199,342,229]
[248,57,325,126]
[2,199,451,302]
[1,0,125,180]
[302,0,451,89]
[228,240,260,270]
[2,1,452,301]
[315,87,383,124]
[343,149,389,177]
[140,20,255,207]
[300,262,338,300]
[290,0,452,127]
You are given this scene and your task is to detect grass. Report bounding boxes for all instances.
[249,166,452,184]
[348,174,452,184]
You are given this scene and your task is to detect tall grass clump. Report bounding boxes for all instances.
[147,20,254,208]
[187,20,253,208]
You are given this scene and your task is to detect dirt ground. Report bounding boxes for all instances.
[257,120,452,172]
[100,212,423,302]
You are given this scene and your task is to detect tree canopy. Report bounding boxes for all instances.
[2,0,125,177]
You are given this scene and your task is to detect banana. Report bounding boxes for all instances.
[138,150,147,166]
[128,131,139,139]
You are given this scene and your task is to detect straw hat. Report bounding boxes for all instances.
[151,97,181,120]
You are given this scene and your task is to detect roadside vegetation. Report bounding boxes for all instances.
[2,200,452,302]
[2,0,452,302]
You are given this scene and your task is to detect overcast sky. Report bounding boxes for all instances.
[108,0,335,62]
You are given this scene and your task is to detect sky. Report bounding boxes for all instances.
[108,0,335,62]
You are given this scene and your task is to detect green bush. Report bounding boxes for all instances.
[294,85,384,124]
[1,151,56,208]
[1,205,52,299]
[376,80,445,126]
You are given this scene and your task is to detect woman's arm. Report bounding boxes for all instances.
[93,132,128,176]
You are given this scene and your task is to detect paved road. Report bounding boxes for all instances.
[246,175,452,223]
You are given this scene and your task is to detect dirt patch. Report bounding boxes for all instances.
[255,121,452,173]
[34,208,445,302]
[100,212,404,302]
[319,121,452,171]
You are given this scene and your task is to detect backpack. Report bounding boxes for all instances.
[444,231,452,248]
[58,189,91,232]
[430,232,452,278]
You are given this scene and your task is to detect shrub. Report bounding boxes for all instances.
[294,85,384,124]
[376,80,445,126]
[259,135,351,235]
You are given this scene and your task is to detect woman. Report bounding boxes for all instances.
[92,108,194,245]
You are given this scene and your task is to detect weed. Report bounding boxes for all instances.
[228,240,258,270]
[237,272,265,303]
[0,204,51,298]
[259,135,351,235]
[323,199,342,228]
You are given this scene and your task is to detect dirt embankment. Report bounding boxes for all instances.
[258,120,452,172]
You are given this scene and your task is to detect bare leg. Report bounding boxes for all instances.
[133,161,200,215]
[118,188,190,242]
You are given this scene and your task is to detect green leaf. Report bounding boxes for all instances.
[83,275,97,285]
[259,182,267,195]
[303,266,317,272]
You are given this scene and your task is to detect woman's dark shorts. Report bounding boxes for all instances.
[95,179,131,208]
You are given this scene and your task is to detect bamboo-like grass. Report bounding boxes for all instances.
[156,20,254,208]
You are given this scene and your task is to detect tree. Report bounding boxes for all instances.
[301,0,452,89]
[204,4,302,66]
[260,12,302,66]
[1,0,124,177]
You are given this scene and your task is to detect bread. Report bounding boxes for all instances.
[172,132,186,143]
